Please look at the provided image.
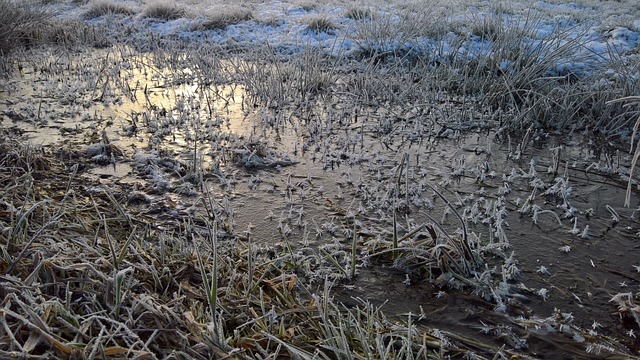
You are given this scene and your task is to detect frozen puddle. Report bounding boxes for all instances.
[88,162,133,179]
[1,45,640,357]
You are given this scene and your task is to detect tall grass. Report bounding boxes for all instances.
[232,45,336,107]
[349,1,450,61]
[0,0,51,55]
[607,96,640,207]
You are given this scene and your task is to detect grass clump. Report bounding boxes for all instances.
[305,15,338,34]
[141,1,185,21]
[467,14,505,41]
[0,0,108,56]
[298,1,319,12]
[348,4,447,61]
[345,6,373,20]
[607,95,640,207]
[192,6,253,31]
[83,0,136,19]
[232,46,336,107]
[0,0,51,55]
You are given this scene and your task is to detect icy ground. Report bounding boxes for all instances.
[48,0,640,77]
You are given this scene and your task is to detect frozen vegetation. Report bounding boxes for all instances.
[1,0,640,358]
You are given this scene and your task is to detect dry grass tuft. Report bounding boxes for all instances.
[83,0,136,19]
[141,1,185,21]
[0,0,110,56]
[192,6,253,31]
[345,6,373,20]
[305,15,338,34]
[298,1,318,12]
[0,0,51,55]
[467,15,505,41]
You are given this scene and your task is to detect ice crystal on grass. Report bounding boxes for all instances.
[558,245,571,253]
[403,274,411,286]
[536,265,550,275]
[537,288,549,301]
[606,205,620,223]
[580,225,590,239]
[586,343,617,355]
[568,217,580,235]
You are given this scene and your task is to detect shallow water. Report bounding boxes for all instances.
[1,46,639,357]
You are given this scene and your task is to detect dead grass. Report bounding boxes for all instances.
[141,1,185,21]
[83,0,136,19]
[191,6,253,31]
[297,0,319,12]
[0,0,113,56]
[0,128,498,359]
[0,0,51,55]
[305,15,338,34]
[345,6,373,20]
[607,95,640,207]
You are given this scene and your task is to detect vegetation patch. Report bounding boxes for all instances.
[345,6,373,21]
[141,1,185,21]
[83,0,136,19]
[0,0,51,54]
[2,0,640,358]
[0,127,493,359]
[305,15,338,34]
[192,6,253,31]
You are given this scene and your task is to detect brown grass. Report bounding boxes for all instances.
[83,0,136,19]
[345,6,373,20]
[192,6,253,31]
[0,0,51,55]
[141,1,185,21]
[305,15,338,33]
